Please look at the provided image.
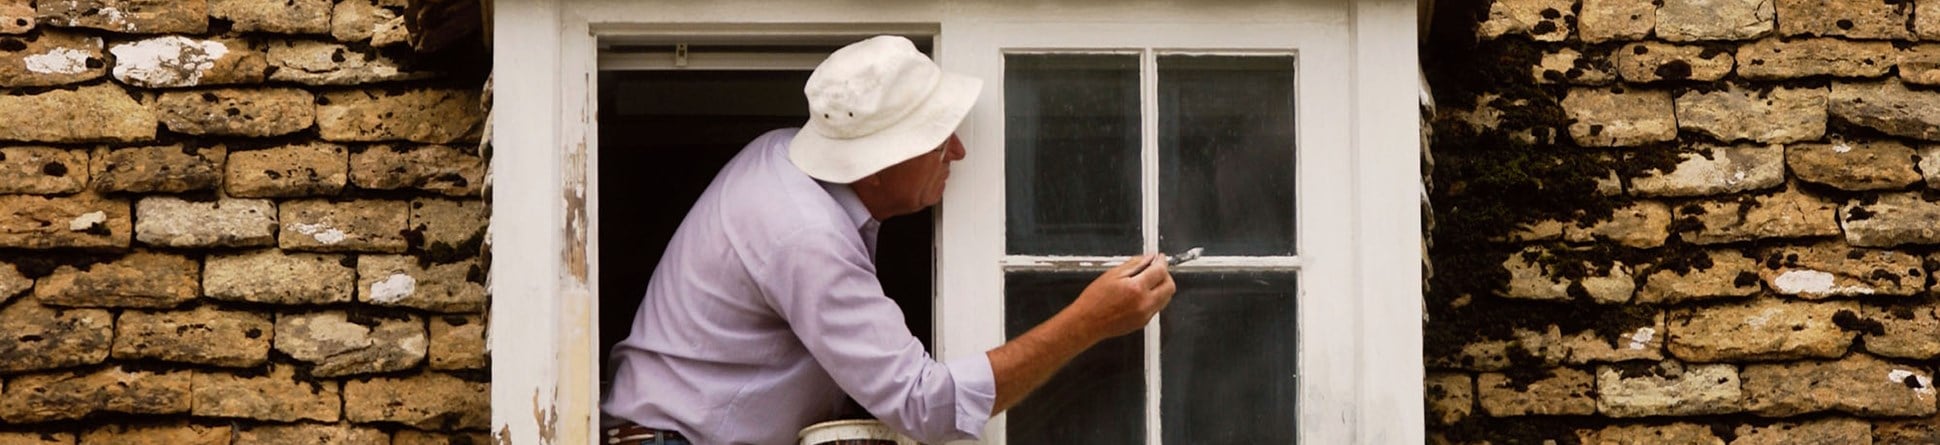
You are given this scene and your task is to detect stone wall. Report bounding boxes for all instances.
[1427,0,1940,442]
[0,0,489,443]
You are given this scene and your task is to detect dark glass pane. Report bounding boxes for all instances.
[1161,272,1298,443]
[1158,55,1297,255]
[1006,54,1142,255]
[1006,272,1144,444]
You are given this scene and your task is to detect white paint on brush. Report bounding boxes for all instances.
[67,211,105,231]
[292,223,347,245]
[1772,269,1875,295]
[370,273,417,303]
[108,36,228,87]
[23,48,92,75]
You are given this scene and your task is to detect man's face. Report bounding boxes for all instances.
[869,133,966,217]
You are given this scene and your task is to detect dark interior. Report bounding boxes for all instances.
[596,69,937,385]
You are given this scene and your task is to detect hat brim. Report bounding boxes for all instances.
[789,72,983,184]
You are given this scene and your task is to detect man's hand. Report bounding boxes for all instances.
[985,254,1179,412]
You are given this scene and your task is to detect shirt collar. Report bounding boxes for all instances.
[817,181,877,230]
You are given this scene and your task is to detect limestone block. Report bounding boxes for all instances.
[275,311,425,377]
[267,40,433,85]
[1900,44,1940,86]
[1595,361,1742,417]
[1736,38,1898,80]
[1741,354,1937,417]
[191,365,340,422]
[1842,192,1940,247]
[0,262,26,304]
[391,430,493,445]
[1830,80,1940,141]
[1533,48,1615,85]
[1566,201,1671,248]
[234,424,387,445]
[1675,84,1826,144]
[79,423,227,445]
[351,145,483,197]
[1922,0,1940,40]
[1611,42,1733,82]
[0,0,30,34]
[1656,0,1774,41]
[1562,87,1676,147]
[1731,418,1872,445]
[344,373,489,430]
[330,0,398,43]
[88,145,224,193]
[0,192,130,249]
[0,84,155,143]
[0,31,105,87]
[224,142,349,198]
[1674,187,1840,244]
[318,88,484,143]
[361,255,485,313]
[1425,373,1473,426]
[0,431,69,444]
[0,146,87,194]
[135,196,277,248]
[0,300,110,372]
[1578,0,1654,42]
[1866,303,1940,360]
[429,315,485,370]
[154,88,314,137]
[1760,242,1925,298]
[1477,367,1596,416]
[210,0,331,34]
[1629,144,1784,197]
[113,305,271,367]
[1477,0,1574,41]
[1637,250,1763,304]
[34,251,198,308]
[203,248,355,304]
[281,199,409,253]
[1575,424,1723,445]
[1501,246,1637,304]
[0,366,188,422]
[108,36,264,88]
[1774,0,1911,39]
[1667,298,1857,362]
[36,0,207,34]
[1787,140,1922,191]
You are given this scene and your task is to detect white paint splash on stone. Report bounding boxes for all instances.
[370,273,417,303]
[1889,369,1935,396]
[1745,308,1780,327]
[23,48,92,75]
[292,223,347,245]
[1772,269,1875,295]
[67,211,106,231]
[1627,327,1656,350]
[108,36,228,88]
[1833,141,1854,153]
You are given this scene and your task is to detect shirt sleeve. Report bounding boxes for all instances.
[754,227,995,443]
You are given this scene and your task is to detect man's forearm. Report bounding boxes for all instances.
[985,311,1100,413]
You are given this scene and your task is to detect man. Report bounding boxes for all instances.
[603,35,1177,445]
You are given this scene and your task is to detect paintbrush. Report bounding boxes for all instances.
[1129,247,1202,276]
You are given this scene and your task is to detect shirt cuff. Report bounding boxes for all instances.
[946,352,997,439]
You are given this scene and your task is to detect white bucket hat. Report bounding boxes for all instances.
[789,35,983,183]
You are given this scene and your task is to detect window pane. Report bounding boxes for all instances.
[1006,272,1144,444]
[1158,55,1297,255]
[1006,54,1142,255]
[1161,272,1297,443]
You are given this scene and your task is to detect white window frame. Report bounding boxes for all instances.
[489,1,1422,444]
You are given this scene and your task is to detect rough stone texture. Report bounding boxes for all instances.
[1774,0,1911,39]
[1923,0,1940,40]
[343,373,489,430]
[1477,0,1573,41]
[1656,0,1774,41]
[0,0,31,34]
[1902,44,1940,86]
[1759,242,1926,298]
[0,432,70,445]
[1578,0,1654,42]
[0,300,110,372]
[1740,354,1937,417]
[0,262,26,304]
[410,198,487,254]
[1534,48,1615,85]
[108,36,264,88]
[79,423,228,445]
[1730,418,1872,445]
[1675,84,1826,144]
[0,193,130,249]
[274,311,425,377]
[330,0,399,43]
[0,147,88,194]
[1502,247,1637,304]
[1830,81,1940,142]
[224,142,349,198]
[428,315,484,370]
[0,83,155,143]
[1562,87,1677,147]
[1425,373,1472,426]
[1675,187,1841,245]
[1878,417,1940,445]
[1667,298,1857,362]
[33,251,198,308]
[88,145,224,193]
[191,365,339,422]
[203,249,354,304]
[233,423,388,445]
[0,31,105,87]
[1611,42,1733,83]
[1924,145,1940,189]
[1595,361,1742,417]
[1569,201,1671,248]
[0,366,189,422]
[113,305,270,367]
[36,0,208,34]
[280,199,409,253]
[135,196,277,248]
[210,0,331,34]
[1476,368,1597,416]
[370,17,409,47]
[1575,424,1724,445]
[1736,38,1897,81]
[154,88,315,137]
[1842,191,1940,247]
[1867,303,1940,360]
[360,256,484,313]
[1787,140,1921,191]
[1637,250,1763,304]
[267,40,433,85]
[1630,144,1784,197]
[318,89,484,143]
[1429,315,1667,371]
[391,430,493,445]
[352,144,484,197]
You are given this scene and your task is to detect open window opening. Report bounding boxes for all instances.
[594,37,939,392]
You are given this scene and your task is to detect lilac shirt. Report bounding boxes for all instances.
[603,128,995,445]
